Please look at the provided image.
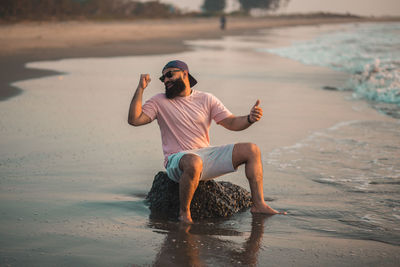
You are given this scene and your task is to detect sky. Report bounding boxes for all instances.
[159,0,400,17]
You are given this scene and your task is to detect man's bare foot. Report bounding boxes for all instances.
[251,203,287,215]
[179,211,194,224]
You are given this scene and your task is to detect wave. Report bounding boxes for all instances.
[260,22,400,113]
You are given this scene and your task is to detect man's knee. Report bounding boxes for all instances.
[236,142,260,156]
[233,143,261,167]
[179,153,203,177]
[247,143,261,157]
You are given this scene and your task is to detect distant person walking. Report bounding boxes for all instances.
[220,15,226,30]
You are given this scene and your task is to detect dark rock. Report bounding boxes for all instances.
[145,171,252,220]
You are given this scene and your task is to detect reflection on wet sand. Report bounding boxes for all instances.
[148,214,271,266]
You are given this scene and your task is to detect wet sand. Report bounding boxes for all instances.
[1,18,400,266]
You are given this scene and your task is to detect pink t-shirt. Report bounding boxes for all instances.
[142,90,232,166]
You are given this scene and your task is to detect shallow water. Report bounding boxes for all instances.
[265,120,400,245]
[1,23,400,266]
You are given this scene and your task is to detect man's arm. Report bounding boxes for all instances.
[218,100,262,131]
[128,74,152,126]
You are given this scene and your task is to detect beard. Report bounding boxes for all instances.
[165,78,186,99]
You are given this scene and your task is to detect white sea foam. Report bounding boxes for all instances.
[261,23,400,107]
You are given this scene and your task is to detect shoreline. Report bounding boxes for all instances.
[1,16,399,101]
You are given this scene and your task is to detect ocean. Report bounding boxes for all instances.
[264,22,400,118]
[0,22,399,265]
[261,22,400,245]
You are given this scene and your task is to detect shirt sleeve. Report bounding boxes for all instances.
[209,93,232,123]
[142,95,159,121]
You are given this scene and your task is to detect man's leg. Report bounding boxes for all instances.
[232,143,286,215]
[178,153,203,223]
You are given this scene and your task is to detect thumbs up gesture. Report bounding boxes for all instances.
[248,99,263,123]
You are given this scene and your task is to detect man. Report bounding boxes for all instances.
[128,60,285,223]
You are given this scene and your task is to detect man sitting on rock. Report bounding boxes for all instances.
[128,60,286,223]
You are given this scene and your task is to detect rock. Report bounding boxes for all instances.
[145,171,252,220]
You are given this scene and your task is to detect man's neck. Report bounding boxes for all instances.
[179,86,192,97]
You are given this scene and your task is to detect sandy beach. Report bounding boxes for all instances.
[1,16,400,266]
[1,16,393,55]
[1,15,398,101]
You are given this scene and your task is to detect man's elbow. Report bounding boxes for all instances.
[127,118,140,127]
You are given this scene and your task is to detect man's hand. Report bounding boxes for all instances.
[249,100,263,123]
[138,74,151,90]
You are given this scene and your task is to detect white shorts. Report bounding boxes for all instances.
[166,144,237,183]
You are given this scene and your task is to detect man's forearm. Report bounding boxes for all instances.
[128,86,144,125]
[233,115,253,131]
[220,115,253,131]
[128,74,152,126]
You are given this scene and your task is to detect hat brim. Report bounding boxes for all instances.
[188,73,197,88]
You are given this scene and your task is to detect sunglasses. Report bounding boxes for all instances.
[159,70,182,83]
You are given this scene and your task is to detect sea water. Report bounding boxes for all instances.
[263,22,400,118]
[260,23,400,245]
[265,119,400,245]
